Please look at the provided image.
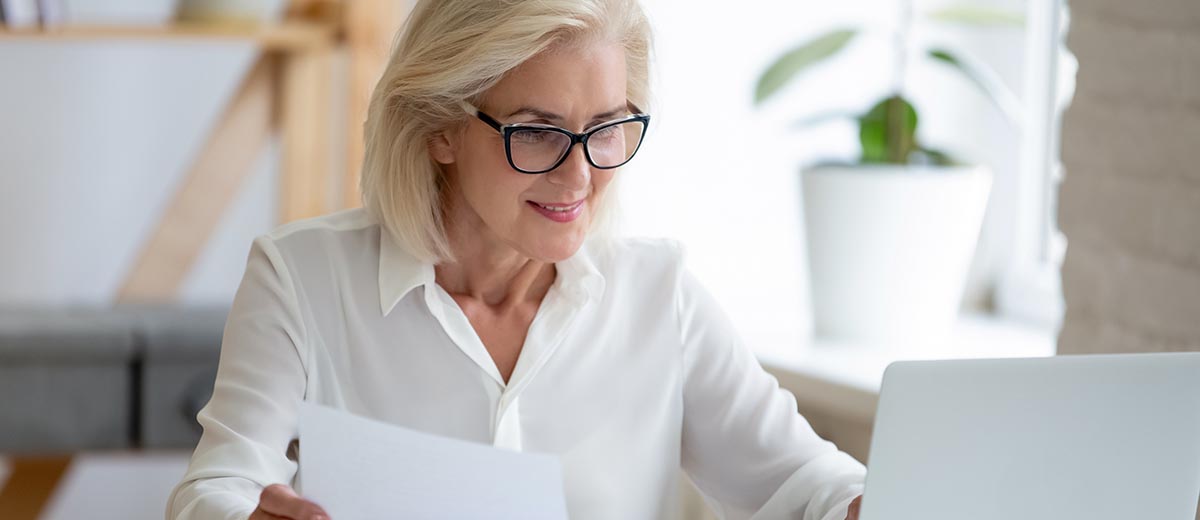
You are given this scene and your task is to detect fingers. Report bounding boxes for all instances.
[845,494,863,520]
[256,484,330,520]
[249,509,289,520]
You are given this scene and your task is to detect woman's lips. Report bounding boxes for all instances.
[527,199,585,223]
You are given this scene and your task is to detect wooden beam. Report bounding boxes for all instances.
[279,48,334,223]
[0,456,73,520]
[0,22,336,51]
[116,56,276,302]
[343,0,410,210]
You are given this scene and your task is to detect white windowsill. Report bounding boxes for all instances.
[751,313,1057,425]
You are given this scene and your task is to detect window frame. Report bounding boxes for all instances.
[994,0,1073,333]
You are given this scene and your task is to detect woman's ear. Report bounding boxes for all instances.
[428,129,457,165]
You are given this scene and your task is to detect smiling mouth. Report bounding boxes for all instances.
[528,199,585,212]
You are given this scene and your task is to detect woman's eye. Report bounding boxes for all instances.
[513,131,548,143]
[593,127,619,140]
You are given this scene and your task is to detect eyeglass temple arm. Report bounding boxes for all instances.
[459,100,504,132]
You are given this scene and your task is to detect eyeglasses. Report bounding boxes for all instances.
[460,100,651,174]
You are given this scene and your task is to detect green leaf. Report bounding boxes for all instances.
[754,29,855,105]
[927,5,1024,26]
[859,95,918,164]
[928,48,1023,124]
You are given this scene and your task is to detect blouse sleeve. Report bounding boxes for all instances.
[166,235,309,520]
[677,264,866,520]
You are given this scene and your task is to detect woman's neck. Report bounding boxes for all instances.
[435,206,556,310]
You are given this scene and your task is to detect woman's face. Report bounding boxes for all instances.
[431,40,627,263]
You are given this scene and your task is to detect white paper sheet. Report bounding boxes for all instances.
[297,401,569,519]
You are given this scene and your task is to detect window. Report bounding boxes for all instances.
[621,0,1072,340]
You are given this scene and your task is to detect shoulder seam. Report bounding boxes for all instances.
[264,207,375,242]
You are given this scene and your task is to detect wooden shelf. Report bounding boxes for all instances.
[0,21,337,51]
[0,3,409,302]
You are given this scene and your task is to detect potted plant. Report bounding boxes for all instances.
[754,5,1023,346]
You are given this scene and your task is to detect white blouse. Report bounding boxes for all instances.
[166,207,866,520]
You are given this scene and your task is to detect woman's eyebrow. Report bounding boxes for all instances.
[590,104,630,120]
[505,103,629,122]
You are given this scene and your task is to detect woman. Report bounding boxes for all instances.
[167,0,866,519]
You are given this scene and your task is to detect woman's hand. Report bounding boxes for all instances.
[843,494,862,520]
[249,484,330,520]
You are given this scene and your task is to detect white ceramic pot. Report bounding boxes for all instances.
[802,164,992,347]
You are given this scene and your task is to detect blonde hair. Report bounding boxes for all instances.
[359,0,655,263]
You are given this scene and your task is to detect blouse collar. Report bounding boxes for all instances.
[378,226,607,317]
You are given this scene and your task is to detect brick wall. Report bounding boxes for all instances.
[1059,0,1200,355]
[1058,2,1200,517]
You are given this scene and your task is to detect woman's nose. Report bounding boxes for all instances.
[546,142,591,190]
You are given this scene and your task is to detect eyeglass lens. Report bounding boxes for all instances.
[508,120,645,172]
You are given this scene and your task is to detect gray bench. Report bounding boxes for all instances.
[0,305,228,453]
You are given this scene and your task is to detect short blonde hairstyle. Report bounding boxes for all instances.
[359,0,655,263]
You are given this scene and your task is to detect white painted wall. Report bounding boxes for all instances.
[0,42,277,306]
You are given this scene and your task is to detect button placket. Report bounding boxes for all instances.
[490,288,590,451]
[493,394,522,451]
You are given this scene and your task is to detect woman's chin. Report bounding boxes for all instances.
[520,228,587,263]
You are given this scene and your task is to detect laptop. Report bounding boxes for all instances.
[859,352,1200,520]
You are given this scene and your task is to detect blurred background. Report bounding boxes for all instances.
[1,0,1197,518]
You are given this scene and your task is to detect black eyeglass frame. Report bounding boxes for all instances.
[461,100,651,174]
